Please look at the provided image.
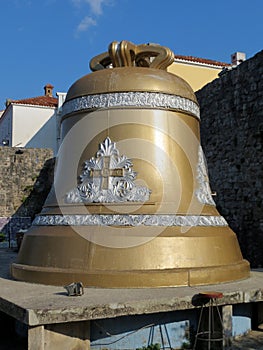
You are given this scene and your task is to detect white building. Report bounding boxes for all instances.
[0,84,66,154]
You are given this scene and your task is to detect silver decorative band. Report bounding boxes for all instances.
[62,92,200,119]
[33,214,227,227]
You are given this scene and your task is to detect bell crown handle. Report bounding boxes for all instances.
[90,40,175,71]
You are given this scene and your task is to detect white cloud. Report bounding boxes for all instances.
[77,16,97,32]
[72,0,107,15]
[72,0,112,34]
[87,0,104,15]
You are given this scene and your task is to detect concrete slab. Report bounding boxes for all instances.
[0,249,263,327]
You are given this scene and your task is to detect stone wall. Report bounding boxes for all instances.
[0,147,54,240]
[196,50,263,267]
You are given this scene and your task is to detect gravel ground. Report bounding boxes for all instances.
[230,330,263,349]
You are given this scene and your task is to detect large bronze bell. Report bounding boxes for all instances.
[12,41,250,287]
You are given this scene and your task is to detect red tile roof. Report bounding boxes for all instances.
[174,54,231,67]
[12,96,58,107]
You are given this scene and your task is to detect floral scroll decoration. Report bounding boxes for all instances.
[195,146,215,206]
[66,137,151,203]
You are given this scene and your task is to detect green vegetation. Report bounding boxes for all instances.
[23,185,34,192]
[21,184,34,203]
[136,344,161,350]
[0,233,6,242]
[181,340,191,349]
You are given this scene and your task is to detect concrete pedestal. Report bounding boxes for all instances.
[1,249,263,349]
[28,321,90,350]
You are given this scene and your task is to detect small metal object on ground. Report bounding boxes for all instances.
[64,282,84,296]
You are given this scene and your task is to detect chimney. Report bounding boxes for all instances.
[5,99,13,107]
[44,84,54,97]
[231,52,246,66]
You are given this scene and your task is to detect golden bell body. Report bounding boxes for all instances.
[12,41,249,287]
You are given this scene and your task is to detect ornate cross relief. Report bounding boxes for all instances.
[66,137,151,203]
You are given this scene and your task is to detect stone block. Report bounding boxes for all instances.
[28,321,90,350]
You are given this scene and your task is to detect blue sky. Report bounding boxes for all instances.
[0,0,262,109]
